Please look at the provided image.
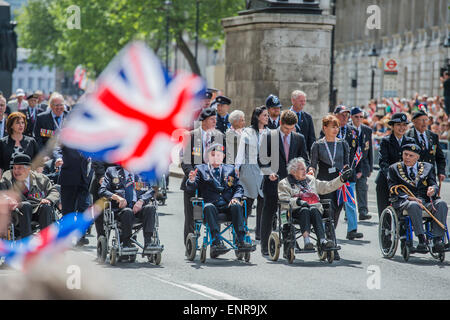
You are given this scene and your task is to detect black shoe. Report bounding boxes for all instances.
[359,214,372,221]
[304,243,314,251]
[334,250,340,261]
[76,236,89,246]
[261,248,269,256]
[346,230,363,240]
[237,241,252,250]
[416,243,428,253]
[433,240,445,253]
[321,240,334,250]
[212,241,228,254]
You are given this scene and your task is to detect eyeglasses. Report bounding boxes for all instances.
[353,115,364,119]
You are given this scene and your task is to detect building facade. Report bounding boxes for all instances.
[334,0,450,107]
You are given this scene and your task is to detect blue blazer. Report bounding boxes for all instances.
[186,163,244,205]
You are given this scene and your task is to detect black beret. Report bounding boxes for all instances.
[388,113,410,126]
[351,106,363,116]
[215,95,231,105]
[411,110,428,120]
[13,153,31,166]
[402,143,422,155]
[199,107,216,121]
[27,93,38,100]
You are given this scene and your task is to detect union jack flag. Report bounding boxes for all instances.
[337,172,356,206]
[0,208,97,271]
[352,146,362,169]
[61,41,205,180]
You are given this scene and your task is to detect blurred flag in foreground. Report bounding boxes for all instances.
[0,207,98,271]
[61,41,205,181]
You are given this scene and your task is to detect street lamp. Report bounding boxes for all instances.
[368,45,379,100]
[164,1,172,71]
[195,0,199,62]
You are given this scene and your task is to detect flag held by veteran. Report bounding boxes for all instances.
[60,41,206,181]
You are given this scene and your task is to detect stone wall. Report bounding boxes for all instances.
[222,12,335,134]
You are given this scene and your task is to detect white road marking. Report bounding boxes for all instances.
[185,283,241,300]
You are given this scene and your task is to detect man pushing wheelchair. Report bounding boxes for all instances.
[388,144,448,253]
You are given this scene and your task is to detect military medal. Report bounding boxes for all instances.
[113,178,120,184]
[365,140,369,151]
[227,176,234,187]
[352,140,356,148]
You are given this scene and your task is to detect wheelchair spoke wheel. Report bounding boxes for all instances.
[244,252,251,263]
[185,233,197,261]
[326,250,334,264]
[401,245,410,262]
[268,232,280,261]
[97,236,107,263]
[379,207,399,259]
[235,251,244,260]
[200,246,207,263]
[110,248,118,266]
[154,253,162,265]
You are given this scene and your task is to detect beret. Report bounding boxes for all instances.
[411,110,428,120]
[13,153,31,166]
[199,107,216,121]
[388,112,410,126]
[402,143,422,155]
[351,106,363,116]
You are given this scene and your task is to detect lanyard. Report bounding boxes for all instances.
[338,126,347,140]
[0,118,4,138]
[208,164,222,186]
[324,138,337,167]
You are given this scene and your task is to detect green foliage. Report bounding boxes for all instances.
[16,0,244,77]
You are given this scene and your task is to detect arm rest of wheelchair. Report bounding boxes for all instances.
[319,199,332,206]
[278,199,290,205]
[190,197,204,205]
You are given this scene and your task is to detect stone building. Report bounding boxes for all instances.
[334,0,450,107]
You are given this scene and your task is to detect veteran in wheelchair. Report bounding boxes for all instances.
[380,143,449,262]
[185,143,254,263]
[0,154,60,239]
[97,165,163,265]
[271,157,353,263]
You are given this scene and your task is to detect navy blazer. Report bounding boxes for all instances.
[58,146,91,188]
[99,166,155,208]
[34,110,68,150]
[290,108,316,152]
[354,124,374,177]
[186,163,244,205]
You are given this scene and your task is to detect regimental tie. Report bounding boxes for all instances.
[409,167,416,181]
[124,173,134,207]
[420,133,427,150]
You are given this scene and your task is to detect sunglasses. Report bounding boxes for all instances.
[353,115,364,118]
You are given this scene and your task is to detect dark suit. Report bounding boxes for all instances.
[180,127,224,243]
[290,108,316,152]
[34,110,68,150]
[216,114,230,134]
[0,135,39,172]
[58,146,92,216]
[99,166,157,245]
[354,124,373,216]
[258,128,309,252]
[405,128,446,178]
[19,107,39,137]
[186,163,246,242]
[0,116,7,139]
[375,134,415,215]
[267,116,280,130]
[388,161,447,237]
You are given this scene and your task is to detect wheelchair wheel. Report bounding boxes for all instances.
[235,251,244,260]
[317,247,326,261]
[128,255,136,263]
[200,246,207,263]
[244,252,251,263]
[268,233,280,261]
[326,250,334,264]
[185,233,197,261]
[401,245,410,262]
[287,247,295,264]
[379,207,399,259]
[152,253,162,265]
[110,248,118,266]
[211,249,220,259]
[97,236,107,263]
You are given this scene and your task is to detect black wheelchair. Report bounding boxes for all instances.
[268,199,340,264]
[97,199,164,266]
[185,193,256,263]
[379,205,450,262]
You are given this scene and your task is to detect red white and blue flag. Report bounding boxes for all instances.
[352,146,362,169]
[61,41,205,180]
[0,208,97,271]
[337,181,356,206]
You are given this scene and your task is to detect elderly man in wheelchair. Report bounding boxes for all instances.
[98,165,158,251]
[0,154,60,239]
[276,157,352,262]
[186,143,252,259]
[387,144,448,255]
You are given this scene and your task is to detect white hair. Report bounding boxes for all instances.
[287,157,306,175]
[291,90,307,100]
[229,110,245,126]
[48,92,64,107]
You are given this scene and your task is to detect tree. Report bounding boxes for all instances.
[16,0,245,77]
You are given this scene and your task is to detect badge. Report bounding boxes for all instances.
[423,180,427,186]
[113,178,120,184]
[192,147,201,157]
[328,167,336,174]
[430,145,436,155]
[365,141,369,151]
[352,140,356,148]
[227,176,234,187]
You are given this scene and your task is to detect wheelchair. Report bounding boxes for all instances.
[153,174,168,206]
[185,193,256,263]
[97,199,164,266]
[379,205,450,262]
[268,199,340,264]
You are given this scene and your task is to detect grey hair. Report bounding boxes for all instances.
[291,90,307,100]
[287,157,306,175]
[229,110,245,126]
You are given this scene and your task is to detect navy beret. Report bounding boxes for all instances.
[411,110,428,120]
[351,107,363,116]
[199,107,216,121]
[13,153,31,166]
[402,143,422,155]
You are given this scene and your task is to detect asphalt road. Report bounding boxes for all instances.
[0,174,449,300]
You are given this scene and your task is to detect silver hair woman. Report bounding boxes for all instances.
[278,157,352,252]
